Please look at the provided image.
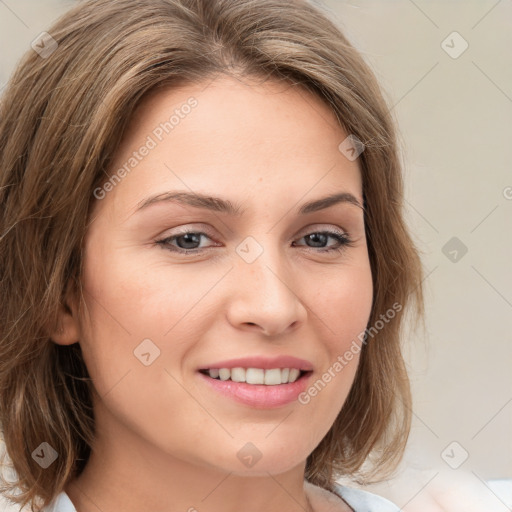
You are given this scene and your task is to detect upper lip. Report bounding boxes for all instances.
[199,355,314,371]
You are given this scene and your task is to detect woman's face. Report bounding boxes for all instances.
[71,75,373,477]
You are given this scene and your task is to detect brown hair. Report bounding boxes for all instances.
[0,0,424,510]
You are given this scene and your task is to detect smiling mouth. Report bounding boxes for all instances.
[199,368,310,385]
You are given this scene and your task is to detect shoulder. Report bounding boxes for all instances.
[44,484,400,512]
[305,481,400,512]
[332,482,401,512]
[40,491,77,512]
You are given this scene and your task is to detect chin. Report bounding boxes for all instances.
[229,460,305,477]
[205,444,308,477]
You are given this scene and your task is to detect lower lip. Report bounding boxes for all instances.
[198,371,312,409]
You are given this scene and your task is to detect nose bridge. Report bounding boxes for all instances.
[228,234,305,335]
[237,233,290,294]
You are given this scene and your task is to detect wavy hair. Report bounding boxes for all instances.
[0,0,424,510]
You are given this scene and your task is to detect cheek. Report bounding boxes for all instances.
[76,250,156,396]
[298,260,372,422]
[76,248,220,396]
[316,260,373,346]
[76,260,204,443]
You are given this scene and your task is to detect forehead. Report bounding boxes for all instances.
[121,74,348,157]
[91,75,363,222]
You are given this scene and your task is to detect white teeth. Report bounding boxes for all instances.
[264,368,282,385]
[288,368,300,383]
[218,368,231,381]
[230,367,245,382]
[206,367,305,385]
[246,368,264,384]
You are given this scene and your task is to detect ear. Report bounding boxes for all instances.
[50,280,81,346]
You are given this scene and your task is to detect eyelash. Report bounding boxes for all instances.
[155,229,354,255]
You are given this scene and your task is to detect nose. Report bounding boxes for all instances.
[225,242,308,337]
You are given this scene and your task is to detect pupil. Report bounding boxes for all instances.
[307,233,326,247]
[179,233,200,249]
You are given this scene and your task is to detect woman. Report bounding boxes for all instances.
[0,1,424,511]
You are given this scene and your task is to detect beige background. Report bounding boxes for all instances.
[1,0,511,510]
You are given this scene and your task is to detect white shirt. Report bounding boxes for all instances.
[42,483,400,511]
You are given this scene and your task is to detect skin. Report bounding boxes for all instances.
[53,74,373,512]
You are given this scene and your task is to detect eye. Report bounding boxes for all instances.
[293,230,354,253]
[156,231,216,253]
[155,229,354,255]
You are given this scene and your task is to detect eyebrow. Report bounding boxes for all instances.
[134,190,364,216]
